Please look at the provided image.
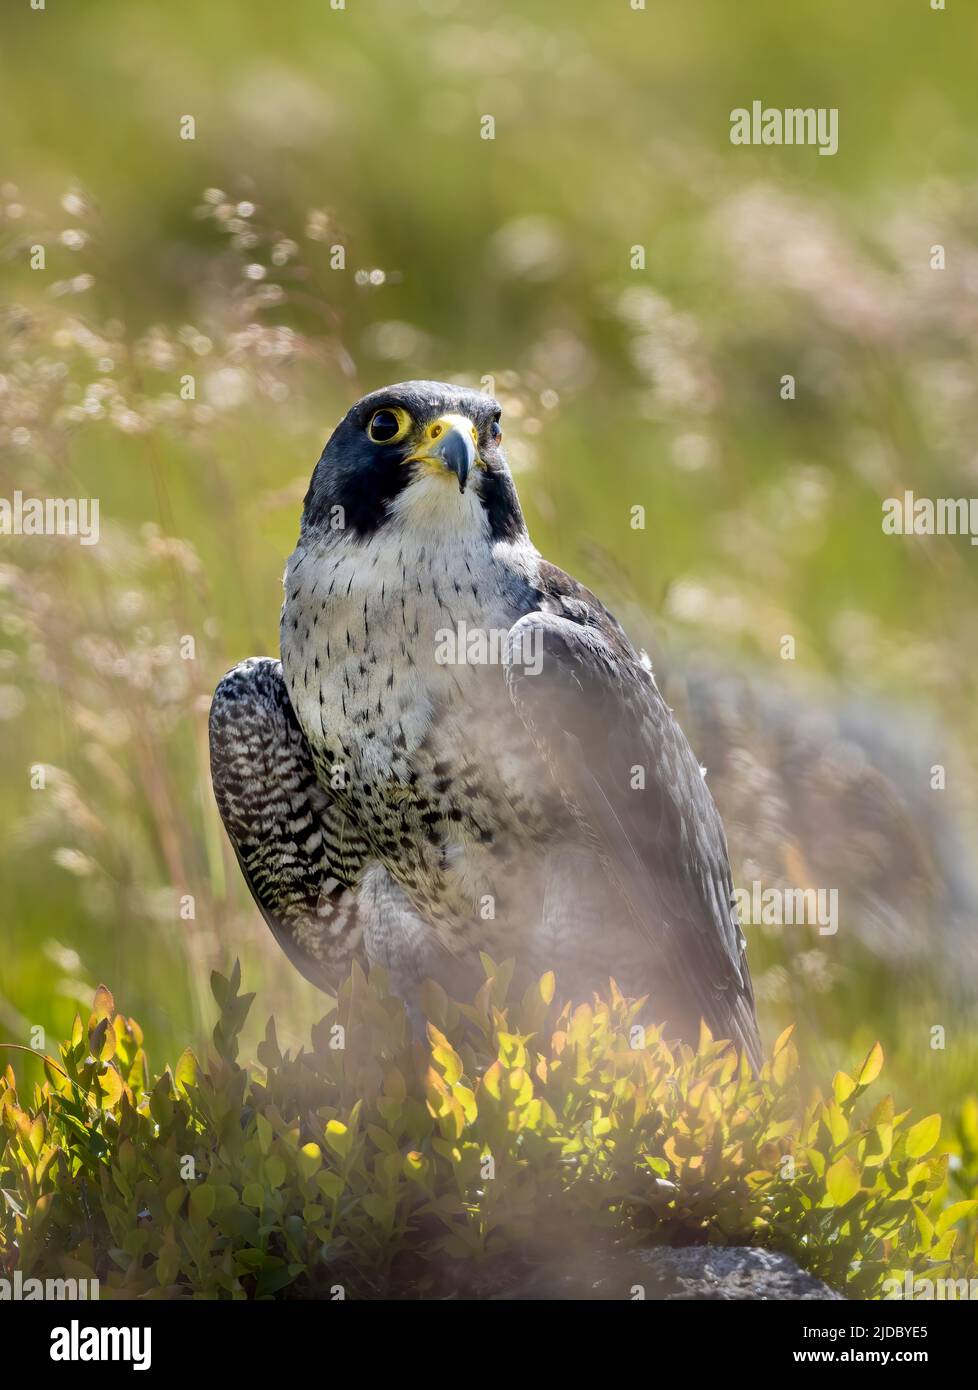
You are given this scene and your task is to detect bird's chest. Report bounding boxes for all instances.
[280,542,552,856]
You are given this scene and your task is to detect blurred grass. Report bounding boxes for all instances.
[1,0,977,1143]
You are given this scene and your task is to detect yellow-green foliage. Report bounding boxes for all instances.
[1,962,976,1300]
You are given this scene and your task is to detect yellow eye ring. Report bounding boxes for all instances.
[367,406,410,444]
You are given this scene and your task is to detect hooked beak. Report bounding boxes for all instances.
[408,414,478,493]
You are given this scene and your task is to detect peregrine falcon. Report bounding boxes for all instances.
[209,381,761,1067]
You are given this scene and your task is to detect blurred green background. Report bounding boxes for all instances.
[1,0,977,1155]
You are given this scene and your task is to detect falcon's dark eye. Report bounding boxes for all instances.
[368,408,408,444]
[490,416,502,444]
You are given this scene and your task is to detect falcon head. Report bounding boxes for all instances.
[302,381,526,544]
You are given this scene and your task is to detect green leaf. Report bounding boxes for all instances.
[905,1114,941,1159]
[324,1119,352,1158]
[361,1194,393,1223]
[833,1071,857,1105]
[825,1156,861,1207]
[165,1186,187,1219]
[297,1143,322,1178]
[189,1183,216,1221]
[935,1199,977,1237]
[174,1048,198,1093]
[255,1111,273,1155]
[92,984,115,1022]
[856,1042,884,1088]
[93,1064,124,1110]
[264,1155,286,1188]
[316,1171,345,1201]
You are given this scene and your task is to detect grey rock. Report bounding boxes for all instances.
[498,1245,845,1301]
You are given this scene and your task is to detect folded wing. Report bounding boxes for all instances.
[504,582,761,1070]
[208,657,368,991]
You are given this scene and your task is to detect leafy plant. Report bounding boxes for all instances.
[1,964,975,1299]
